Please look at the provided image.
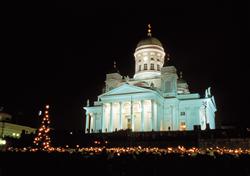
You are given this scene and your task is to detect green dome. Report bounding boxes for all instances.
[137,37,163,48]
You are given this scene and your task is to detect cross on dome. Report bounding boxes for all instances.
[180,71,183,78]
[147,24,152,37]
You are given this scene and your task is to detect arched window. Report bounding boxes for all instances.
[133,103,141,113]
[157,64,160,71]
[144,64,148,70]
[123,103,131,115]
[138,65,141,71]
[150,63,154,70]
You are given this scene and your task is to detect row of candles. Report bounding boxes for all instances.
[6,145,250,157]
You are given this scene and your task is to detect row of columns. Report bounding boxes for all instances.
[85,112,97,133]
[96,99,156,132]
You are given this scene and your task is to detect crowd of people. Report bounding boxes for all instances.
[1,145,250,176]
[1,128,250,175]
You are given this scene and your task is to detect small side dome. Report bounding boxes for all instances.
[177,72,187,84]
[178,78,187,84]
[137,37,163,48]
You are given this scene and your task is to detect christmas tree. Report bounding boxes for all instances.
[33,105,51,151]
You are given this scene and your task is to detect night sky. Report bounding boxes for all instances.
[1,1,248,130]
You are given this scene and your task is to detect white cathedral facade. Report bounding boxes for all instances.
[84,26,217,133]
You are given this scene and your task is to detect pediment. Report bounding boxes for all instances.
[99,83,154,97]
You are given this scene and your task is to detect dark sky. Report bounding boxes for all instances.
[1,1,248,130]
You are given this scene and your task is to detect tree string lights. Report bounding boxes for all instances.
[33,105,51,151]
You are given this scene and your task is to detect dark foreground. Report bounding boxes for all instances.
[1,151,250,176]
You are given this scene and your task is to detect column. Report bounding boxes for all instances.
[88,114,91,133]
[109,102,113,132]
[154,102,157,130]
[102,105,105,132]
[93,113,97,132]
[119,102,122,130]
[90,113,93,133]
[85,112,89,133]
[151,100,154,131]
[170,105,174,130]
[131,101,134,131]
[141,100,144,131]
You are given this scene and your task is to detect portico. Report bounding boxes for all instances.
[102,99,156,132]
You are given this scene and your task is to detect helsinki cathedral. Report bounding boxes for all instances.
[84,25,217,133]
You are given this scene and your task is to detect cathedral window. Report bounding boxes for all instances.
[139,59,141,62]
[150,63,154,70]
[151,58,154,61]
[157,59,160,61]
[139,65,141,71]
[144,64,148,70]
[180,112,185,116]
[157,64,160,71]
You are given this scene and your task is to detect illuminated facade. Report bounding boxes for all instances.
[84,26,216,133]
[0,112,36,139]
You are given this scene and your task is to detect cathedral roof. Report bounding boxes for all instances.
[133,81,149,88]
[136,37,163,48]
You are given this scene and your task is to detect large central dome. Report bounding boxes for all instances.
[136,37,163,48]
[133,25,166,80]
